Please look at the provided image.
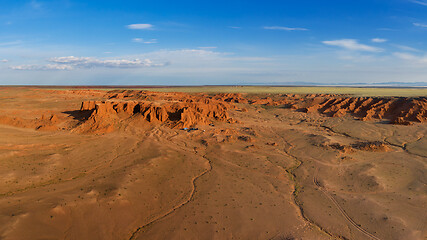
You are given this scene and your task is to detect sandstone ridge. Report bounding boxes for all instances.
[297,97,426,124]
[78,99,233,133]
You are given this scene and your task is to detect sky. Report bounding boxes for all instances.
[1,0,427,85]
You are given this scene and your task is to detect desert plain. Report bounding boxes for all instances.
[0,86,426,240]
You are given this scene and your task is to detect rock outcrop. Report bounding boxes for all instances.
[242,94,426,125]
[352,141,392,152]
[77,99,233,133]
[104,90,426,124]
[298,97,426,124]
[0,114,61,131]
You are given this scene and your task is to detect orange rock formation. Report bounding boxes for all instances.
[78,99,233,132]
[0,89,425,133]
[297,97,426,124]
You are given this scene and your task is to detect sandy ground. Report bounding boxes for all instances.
[0,87,426,240]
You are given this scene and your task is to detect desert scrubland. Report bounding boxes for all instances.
[0,86,426,240]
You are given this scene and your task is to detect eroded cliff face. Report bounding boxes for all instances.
[296,97,426,124]
[214,93,426,124]
[0,89,425,133]
[77,99,234,133]
[74,91,426,133]
[98,90,427,124]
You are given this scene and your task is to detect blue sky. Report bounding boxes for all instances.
[1,0,427,85]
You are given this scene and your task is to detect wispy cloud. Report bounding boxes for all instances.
[394,52,427,63]
[322,39,383,52]
[228,26,241,29]
[264,26,308,31]
[132,38,157,44]
[392,44,420,52]
[409,0,427,6]
[144,49,273,63]
[11,56,166,71]
[164,49,222,56]
[11,64,73,70]
[50,56,165,68]
[30,0,42,10]
[0,40,23,47]
[413,22,427,28]
[143,39,157,44]
[372,38,387,43]
[126,24,153,30]
[337,54,378,63]
[198,46,217,49]
[132,38,143,42]
[1,59,8,63]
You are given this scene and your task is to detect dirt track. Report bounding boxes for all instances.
[313,175,381,240]
[129,149,213,239]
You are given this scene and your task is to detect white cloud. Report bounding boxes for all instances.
[155,49,222,58]
[4,47,427,85]
[1,59,8,63]
[413,22,427,28]
[392,44,419,52]
[198,46,217,49]
[394,52,416,60]
[409,0,427,6]
[372,38,387,43]
[132,38,157,44]
[11,64,73,71]
[126,24,153,30]
[228,26,241,29]
[394,52,427,63]
[132,38,143,43]
[322,39,383,52]
[264,26,308,31]
[11,56,166,71]
[50,56,165,68]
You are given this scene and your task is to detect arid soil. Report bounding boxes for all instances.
[0,87,426,240]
